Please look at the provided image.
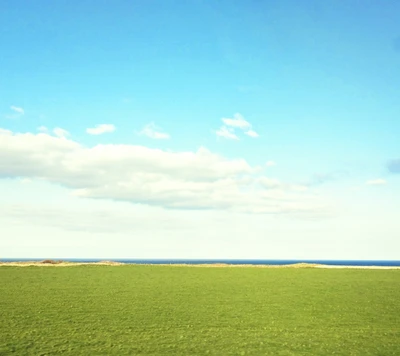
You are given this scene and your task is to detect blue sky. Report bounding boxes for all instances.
[1,0,399,259]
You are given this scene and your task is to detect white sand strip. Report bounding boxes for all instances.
[0,261,399,269]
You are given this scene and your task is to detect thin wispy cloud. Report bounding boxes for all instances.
[222,113,251,129]
[53,127,69,139]
[304,171,348,187]
[245,129,259,138]
[266,160,276,167]
[216,126,239,140]
[86,124,116,135]
[216,113,259,139]
[5,105,25,119]
[138,123,170,139]
[10,106,24,115]
[366,179,387,186]
[37,126,48,133]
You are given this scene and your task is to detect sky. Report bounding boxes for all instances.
[1,0,399,260]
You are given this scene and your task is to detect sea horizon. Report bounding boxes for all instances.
[2,259,400,267]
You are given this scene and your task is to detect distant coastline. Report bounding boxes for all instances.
[1,259,400,269]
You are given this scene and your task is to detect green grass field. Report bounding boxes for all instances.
[0,266,399,355]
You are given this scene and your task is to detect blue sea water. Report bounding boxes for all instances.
[2,258,400,266]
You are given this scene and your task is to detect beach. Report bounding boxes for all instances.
[1,260,399,269]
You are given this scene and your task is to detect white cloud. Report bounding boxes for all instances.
[0,128,326,216]
[19,178,32,184]
[366,179,387,186]
[138,123,170,139]
[245,129,259,138]
[257,177,282,189]
[53,127,69,139]
[0,128,12,135]
[216,126,239,140]
[217,113,259,139]
[257,177,307,192]
[86,124,116,135]
[266,160,276,167]
[37,126,48,133]
[10,106,24,115]
[5,106,25,119]
[222,113,251,129]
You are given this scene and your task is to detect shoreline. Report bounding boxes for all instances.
[1,261,400,269]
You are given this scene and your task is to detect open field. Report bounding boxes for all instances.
[1,266,399,355]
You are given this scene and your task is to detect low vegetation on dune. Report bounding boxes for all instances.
[1,266,399,355]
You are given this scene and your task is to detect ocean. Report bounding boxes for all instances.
[1,259,400,266]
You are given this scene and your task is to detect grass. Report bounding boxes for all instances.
[0,265,399,355]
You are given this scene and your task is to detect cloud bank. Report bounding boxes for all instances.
[0,128,326,215]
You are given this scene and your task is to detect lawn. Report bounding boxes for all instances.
[0,265,399,355]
